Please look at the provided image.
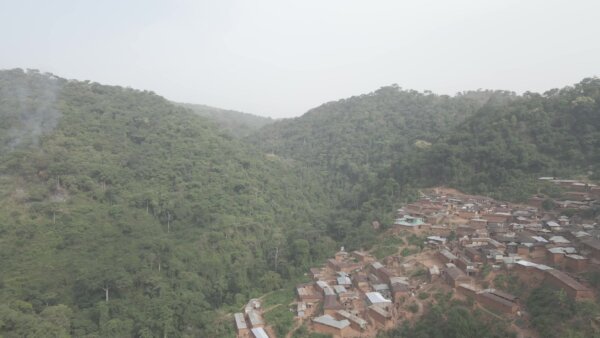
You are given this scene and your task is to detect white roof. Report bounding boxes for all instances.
[532,236,548,243]
[547,221,560,227]
[550,236,570,244]
[313,314,350,329]
[248,310,263,326]
[333,285,347,294]
[427,236,446,242]
[390,276,410,284]
[337,276,351,285]
[371,262,384,269]
[373,284,390,292]
[516,260,553,271]
[337,310,367,328]
[550,247,576,254]
[234,313,247,329]
[365,292,392,304]
[573,231,590,238]
[316,281,329,289]
[251,327,269,338]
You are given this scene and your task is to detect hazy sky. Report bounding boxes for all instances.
[1,0,599,118]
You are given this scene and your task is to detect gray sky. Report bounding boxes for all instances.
[1,0,599,118]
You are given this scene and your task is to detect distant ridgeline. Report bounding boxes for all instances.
[250,79,600,224]
[0,69,332,337]
[177,102,274,138]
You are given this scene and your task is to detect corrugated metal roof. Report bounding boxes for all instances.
[313,314,350,329]
[247,310,263,326]
[234,313,247,329]
[337,310,367,328]
[365,292,391,304]
[251,327,269,338]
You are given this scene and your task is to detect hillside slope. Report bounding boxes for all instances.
[178,102,274,138]
[390,77,600,201]
[0,69,332,337]
[248,86,512,243]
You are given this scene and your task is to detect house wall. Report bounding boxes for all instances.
[476,293,518,314]
[565,257,588,273]
[368,307,392,329]
[312,322,349,338]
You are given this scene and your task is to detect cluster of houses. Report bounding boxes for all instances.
[397,185,598,315]
[233,180,598,337]
[531,177,600,211]
[234,299,271,338]
[293,248,419,337]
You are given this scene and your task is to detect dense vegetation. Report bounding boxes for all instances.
[379,292,515,338]
[526,286,600,338]
[1,68,598,337]
[250,86,510,244]
[178,102,274,138]
[391,77,600,201]
[0,69,333,337]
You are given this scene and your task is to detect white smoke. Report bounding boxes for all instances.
[2,69,64,150]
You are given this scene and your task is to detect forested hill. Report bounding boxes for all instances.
[249,85,508,164]
[178,102,274,138]
[390,77,600,201]
[247,86,513,240]
[0,69,333,337]
[248,86,511,193]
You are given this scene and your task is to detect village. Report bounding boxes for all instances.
[233,178,600,338]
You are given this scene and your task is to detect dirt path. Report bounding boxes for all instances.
[285,318,304,338]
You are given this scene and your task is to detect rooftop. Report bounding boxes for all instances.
[313,314,350,329]
[251,327,269,338]
[546,269,590,291]
[234,313,247,330]
[247,310,263,326]
[365,292,392,304]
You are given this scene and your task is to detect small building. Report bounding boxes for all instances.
[333,285,347,295]
[234,313,249,337]
[244,299,261,314]
[309,267,323,280]
[457,283,479,299]
[323,294,344,315]
[296,283,323,302]
[335,310,367,332]
[352,250,375,263]
[365,292,392,307]
[352,274,369,291]
[464,247,482,262]
[437,249,458,264]
[544,269,594,300]
[564,254,589,273]
[546,247,566,266]
[250,327,269,338]
[513,260,551,285]
[395,215,425,228]
[368,304,394,329]
[581,238,600,260]
[312,315,351,337]
[377,267,394,284]
[442,264,470,288]
[391,282,410,303]
[336,275,352,287]
[428,265,440,282]
[247,310,264,328]
[335,248,348,262]
[477,291,519,314]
